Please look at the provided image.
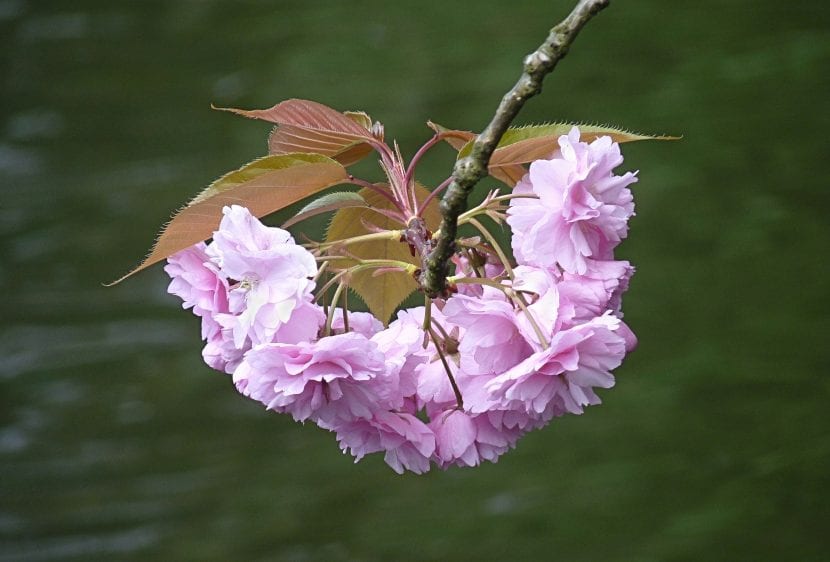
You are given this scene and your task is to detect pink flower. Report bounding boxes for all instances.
[442,291,532,376]
[165,244,245,372]
[165,208,325,374]
[330,309,383,338]
[202,336,245,374]
[416,356,458,408]
[509,265,568,339]
[428,407,531,468]
[206,205,318,348]
[468,412,525,463]
[485,313,628,416]
[429,409,479,467]
[507,127,637,274]
[371,307,431,406]
[334,411,436,474]
[233,332,388,424]
[443,266,567,377]
[165,243,229,341]
[556,259,634,324]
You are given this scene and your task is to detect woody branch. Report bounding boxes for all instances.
[419,0,611,297]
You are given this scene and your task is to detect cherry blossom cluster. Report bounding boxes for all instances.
[165,128,638,474]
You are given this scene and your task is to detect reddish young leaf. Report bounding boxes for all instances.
[490,165,527,187]
[110,153,348,284]
[427,121,476,151]
[217,98,371,135]
[216,99,379,167]
[343,111,374,131]
[267,124,375,166]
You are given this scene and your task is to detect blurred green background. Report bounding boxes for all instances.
[1,1,828,560]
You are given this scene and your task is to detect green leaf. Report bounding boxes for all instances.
[282,191,367,228]
[456,123,679,186]
[459,123,676,158]
[326,185,441,325]
[110,153,349,284]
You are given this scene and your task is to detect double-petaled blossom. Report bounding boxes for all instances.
[443,287,533,376]
[165,243,229,339]
[330,309,384,338]
[507,127,637,275]
[166,206,321,373]
[164,243,238,372]
[428,408,526,468]
[485,312,628,417]
[233,332,389,425]
[371,307,430,405]
[334,411,436,474]
[207,205,319,348]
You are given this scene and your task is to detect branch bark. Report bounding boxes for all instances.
[419,0,611,297]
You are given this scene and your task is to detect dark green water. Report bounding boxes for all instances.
[2,1,828,560]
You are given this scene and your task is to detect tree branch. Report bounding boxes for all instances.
[419,0,611,297]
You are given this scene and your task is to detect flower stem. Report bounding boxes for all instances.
[457,192,539,223]
[325,281,347,336]
[314,230,402,251]
[427,326,464,409]
[430,317,453,343]
[313,260,330,284]
[507,288,550,350]
[341,288,350,333]
[315,260,416,301]
[466,217,514,279]
[422,296,432,349]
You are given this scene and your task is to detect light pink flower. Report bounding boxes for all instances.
[443,266,568,377]
[556,259,634,324]
[483,407,552,433]
[334,411,436,474]
[371,307,431,405]
[165,243,229,341]
[233,332,387,424]
[485,312,628,416]
[207,205,318,348]
[202,336,245,374]
[507,127,637,274]
[330,309,383,338]
[428,407,531,468]
[166,244,244,372]
[429,409,480,467]
[442,291,531,376]
[416,355,461,408]
[616,321,638,353]
[510,265,568,340]
[468,412,525,463]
